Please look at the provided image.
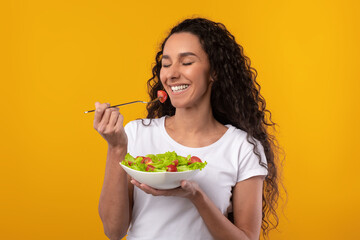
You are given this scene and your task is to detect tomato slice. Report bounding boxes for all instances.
[188,156,202,165]
[141,157,153,164]
[157,90,168,103]
[146,165,155,171]
[128,161,133,166]
[144,158,153,164]
[166,164,177,172]
[173,159,179,167]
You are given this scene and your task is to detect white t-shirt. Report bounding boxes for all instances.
[124,116,268,240]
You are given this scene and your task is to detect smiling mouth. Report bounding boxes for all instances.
[170,84,189,93]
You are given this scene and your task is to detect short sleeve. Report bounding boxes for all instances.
[237,142,268,182]
[124,120,137,154]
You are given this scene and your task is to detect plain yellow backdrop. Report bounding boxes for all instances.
[1,0,359,239]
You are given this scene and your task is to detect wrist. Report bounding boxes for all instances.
[107,144,127,153]
[107,145,127,164]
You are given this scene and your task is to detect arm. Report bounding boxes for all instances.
[94,102,133,240]
[98,147,133,240]
[191,176,264,240]
[131,175,264,240]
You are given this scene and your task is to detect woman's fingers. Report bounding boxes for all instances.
[93,102,128,149]
[93,102,110,128]
[114,112,124,130]
[108,108,120,127]
[131,180,167,196]
[130,178,197,198]
[98,107,116,132]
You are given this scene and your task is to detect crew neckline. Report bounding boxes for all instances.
[159,116,234,152]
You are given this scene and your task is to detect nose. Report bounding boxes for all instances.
[166,64,180,80]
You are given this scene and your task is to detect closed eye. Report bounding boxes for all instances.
[162,62,194,67]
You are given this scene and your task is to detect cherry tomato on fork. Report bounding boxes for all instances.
[157,90,168,103]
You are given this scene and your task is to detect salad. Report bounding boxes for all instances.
[121,151,207,172]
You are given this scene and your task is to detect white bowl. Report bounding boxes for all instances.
[120,164,200,190]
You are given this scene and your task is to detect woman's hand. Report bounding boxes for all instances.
[130,179,201,201]
[93,102,128,150]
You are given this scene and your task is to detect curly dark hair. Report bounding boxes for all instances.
[146,17,283,238]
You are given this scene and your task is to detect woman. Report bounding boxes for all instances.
[94,18,281,240]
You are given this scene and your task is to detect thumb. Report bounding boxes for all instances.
[181,180,192,191]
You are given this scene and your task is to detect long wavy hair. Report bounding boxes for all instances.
[146,17,283,238]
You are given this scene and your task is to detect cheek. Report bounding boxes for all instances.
[185,67,210,83]
[182,67,199,79]
[159,69,166,83]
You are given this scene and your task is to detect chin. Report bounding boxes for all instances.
[169,100,192,109]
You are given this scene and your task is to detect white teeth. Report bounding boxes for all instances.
[171,84,189,92]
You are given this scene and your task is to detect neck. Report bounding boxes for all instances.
[164,103,228,148]
[168,103,217,134]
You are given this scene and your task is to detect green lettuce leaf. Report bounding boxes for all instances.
[120,151,207,172]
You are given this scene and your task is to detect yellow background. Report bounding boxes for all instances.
[1,0,359,239]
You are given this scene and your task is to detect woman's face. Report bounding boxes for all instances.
[160,32,212,109]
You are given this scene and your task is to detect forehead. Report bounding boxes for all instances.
[163,32,205,57]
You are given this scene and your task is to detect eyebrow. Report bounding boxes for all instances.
[162,52,198,60]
